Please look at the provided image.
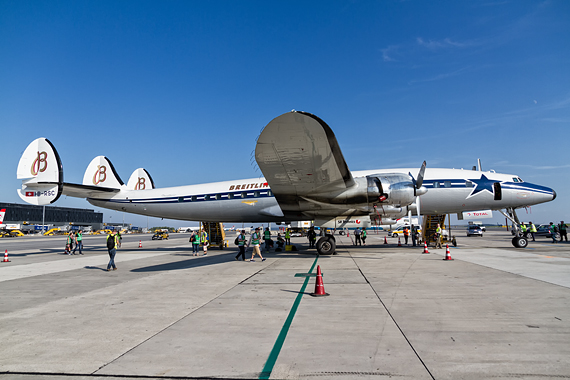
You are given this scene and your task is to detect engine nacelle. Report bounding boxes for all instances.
[367,173,416,207]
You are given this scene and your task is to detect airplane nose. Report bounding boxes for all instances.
[553,190,557,201]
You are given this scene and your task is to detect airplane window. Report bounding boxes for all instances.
[178,197,184,202]
[204,195,210,201]
[268,190,273,197]
[444,181,451,188]
[191,196,197,202]
[513,177,523,183]
[228,193,234,199]
[254,191,260,197]
[433,182,440,188]
[465,181,474,187]
[242,192,248,198]
[215,194,221,200]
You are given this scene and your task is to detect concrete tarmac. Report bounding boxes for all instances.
[1,231,569,379]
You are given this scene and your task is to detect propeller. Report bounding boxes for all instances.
[409,161,427,225]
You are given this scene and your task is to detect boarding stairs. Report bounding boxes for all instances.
[201,222,227,249]
[422,214,446,247]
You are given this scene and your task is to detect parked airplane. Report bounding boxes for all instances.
[16,111,556,253]
[0,208,5,225]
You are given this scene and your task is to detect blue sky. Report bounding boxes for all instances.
[1,0,568,228]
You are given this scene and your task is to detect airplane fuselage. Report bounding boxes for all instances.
[86,168,556,223]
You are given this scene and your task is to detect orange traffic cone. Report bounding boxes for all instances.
[384,236,388,244]
[139,240,142,248]
[310,265,329,297]
[443,244,453,261]
[423,241,429,254]
[2,250,10,263]
[398,237,402,247]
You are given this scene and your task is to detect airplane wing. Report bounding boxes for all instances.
[255,111,356,216]
[62,183,120,198]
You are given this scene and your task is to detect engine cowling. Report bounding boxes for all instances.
[367,173,416,207]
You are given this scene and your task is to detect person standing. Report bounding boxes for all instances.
[66,232,74,255]
[264,227,271,252]
[354,227,362,246]
[307,226,317,248]
[411,225,417,247]
[106,230,118,271]
[403,227,409,245]
[201,229,209,255]
[559,221,567,242]
[285,228,291,245]
[191,231,200,256]
[361,227,367,246]
[529,222,537,241]
[73,230,83,255]
[520,223,528,238]
[435,224,443,249]
[235,230,247,261]
[549,222,558,243]
[116,229,122,248]
[248,227,265,262]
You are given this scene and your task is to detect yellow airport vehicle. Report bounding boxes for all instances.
[152,231,169,240]
[44,227,60,236]
[10,230,25,237]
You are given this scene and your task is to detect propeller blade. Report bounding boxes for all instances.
[416,161,426,189]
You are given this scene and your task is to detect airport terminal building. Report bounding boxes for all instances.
[0,202,103,231]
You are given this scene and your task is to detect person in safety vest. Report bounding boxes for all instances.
[248,227,265,262]
[65,232,74,255]
[235,230,247,261]
[435,224,443,249]
[264,227,272,252]
[285,228,291,245]
[403,227,409,245]
[190,230,200,256]
[529,222,537,241]
[201,229,209,255]
[520,223,527,238]
[73,230,83,255]
[361,227,367,245]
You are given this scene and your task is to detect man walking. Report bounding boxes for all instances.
[354,227,362,246]
[248,227,265,262]
[106,230,118,271]
[559,221,567,242]
[73,230,83,255]
[235,230,247,261]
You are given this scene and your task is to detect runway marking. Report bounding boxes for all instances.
[259,255,319,379]
[0,252,173,283]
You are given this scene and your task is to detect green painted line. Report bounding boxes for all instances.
[259,256,319,379]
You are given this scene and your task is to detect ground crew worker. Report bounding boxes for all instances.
[66,232,74,255]
[117,229,122,248]
[235,230,247,261]
[520,223,527,238]
[435,224,443,249]
[285,228,291,245]
[403,226,409,245]
[201,229,209,255]
[361,227,367,245]
[307,226,317,248]
[411,225,417,246]
[529,222,537,241]
[549,222,558,243]
[106,230,119,271]
[559,221,567,242]
[354,227,362,246]
[264,227,271,252]
[248,227,265,262]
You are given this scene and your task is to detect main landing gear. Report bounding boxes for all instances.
[316,234,336,255]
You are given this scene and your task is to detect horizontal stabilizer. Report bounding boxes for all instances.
[127,168,155,190]
[17,138,63,205]
[83,156,125,189]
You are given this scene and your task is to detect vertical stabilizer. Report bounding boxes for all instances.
[17,138,63,205]
[0,209,5,224]
[126,168,155,190]
[83,156,125,189]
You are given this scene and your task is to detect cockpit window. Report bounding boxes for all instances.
[512,177,523,183]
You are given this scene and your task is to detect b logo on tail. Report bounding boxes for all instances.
[93,165,107,185]
[31,151,48,175]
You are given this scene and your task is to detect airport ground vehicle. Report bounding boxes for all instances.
[389,226,423,237]
[466,225,484,237]
[534,224,560,240]
[0,230,14,238]
[152,231,169,240]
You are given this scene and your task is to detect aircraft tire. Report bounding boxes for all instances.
[512,236,528,248]
[317,236,336,255]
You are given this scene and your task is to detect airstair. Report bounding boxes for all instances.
[422,214,447,246]
[201,222,227,249]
